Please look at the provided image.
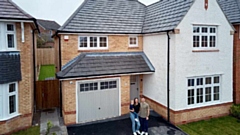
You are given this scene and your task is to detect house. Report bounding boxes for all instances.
[55,0,234,125]
[218,0,240,104]
[37,19,60,48]
[0,0,38,134]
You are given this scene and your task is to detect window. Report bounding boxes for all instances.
[0,22,17,51]
[0,82,18,121]
[79,80,118,92]
[100,81,117,90]
[187,75,220,106]
[78,36,108,50]
[193,26,217,49]
[80,82,98,92]
[129,36,138,47]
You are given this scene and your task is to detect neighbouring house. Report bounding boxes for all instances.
[37,19,60,48]
[0,0,38,134]
[218,0,240,104]
[55,0,234,125]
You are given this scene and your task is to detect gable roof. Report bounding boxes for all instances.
[0,0,34,20]
[58,0,195,34]
[37,19,60,30]
[57,52,155,79]
[218,0,240,24]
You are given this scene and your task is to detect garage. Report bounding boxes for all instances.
[76,78,120,123]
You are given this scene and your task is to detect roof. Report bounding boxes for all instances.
[59,0,195,34]
[218,0,240,24]
[0,52,21,84]
[57,52,155,79]
[37,19,60,30]
[142,0,194,33]
[0,0,34,19]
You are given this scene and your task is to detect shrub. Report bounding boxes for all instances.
[230,104,240,119]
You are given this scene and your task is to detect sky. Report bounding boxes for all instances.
[12,0,158,25]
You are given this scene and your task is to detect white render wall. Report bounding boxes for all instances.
[143,33,177,109]
[143,0,233,111]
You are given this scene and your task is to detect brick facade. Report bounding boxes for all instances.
[144,96,232,125]
[0,22,35,134]
[233,25,240,104]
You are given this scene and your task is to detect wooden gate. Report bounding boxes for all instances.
[36,80,60,110]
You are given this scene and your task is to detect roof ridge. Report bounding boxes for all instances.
[8,0,34,18]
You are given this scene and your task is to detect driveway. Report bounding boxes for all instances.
[67,111,187,135]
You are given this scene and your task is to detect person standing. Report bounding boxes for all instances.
[130,98,141,135]
[139,98,150,135]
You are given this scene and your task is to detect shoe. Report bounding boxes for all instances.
[141,132,145,135]
[135,118,139,122]
[145,133,148,135]
[136,130,141,134]
[133,132,137,135]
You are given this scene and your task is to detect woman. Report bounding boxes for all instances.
[129,98,141,135]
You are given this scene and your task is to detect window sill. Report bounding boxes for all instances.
[192,49,219,52]
[0,113,20,122]
[128,46,139,49]
[0,50,20,52]
[78,49,109,52]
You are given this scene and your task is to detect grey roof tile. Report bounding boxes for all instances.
[0,0,33,19]
[218,0,240,23]
[0,52,21,84]
[37,19,60,30]
[57,52,155,79]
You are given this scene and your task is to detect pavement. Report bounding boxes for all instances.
[67,111,187,135]
[40,108,68,135]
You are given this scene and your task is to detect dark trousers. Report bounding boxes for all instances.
[139,116,148,132]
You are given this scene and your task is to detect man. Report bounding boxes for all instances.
[139,98,150,135]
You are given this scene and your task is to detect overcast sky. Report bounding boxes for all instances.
[12,0,158,25]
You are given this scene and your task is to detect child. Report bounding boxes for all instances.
[130,100,139,122]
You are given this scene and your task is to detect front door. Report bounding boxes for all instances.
[130,75,139,100]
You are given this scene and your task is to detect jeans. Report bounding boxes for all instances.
[139,117,148,132]
[130,113,140,133]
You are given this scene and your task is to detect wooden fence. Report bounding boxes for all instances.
[36,80,60,110]
[37,48,55,65]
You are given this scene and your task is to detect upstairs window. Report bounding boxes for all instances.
[79,36,108,50]
[193,26,217,49]
[0,22,17,51]
[129,36,138,47]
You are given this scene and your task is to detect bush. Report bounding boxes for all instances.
[230,104,240,119]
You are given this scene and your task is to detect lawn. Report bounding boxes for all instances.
[178,116,240,135]
[12,126,39,135]
[38,64,55,81]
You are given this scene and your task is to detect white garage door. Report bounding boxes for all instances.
[77,79,119,123]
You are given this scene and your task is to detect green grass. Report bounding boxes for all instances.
[178,116,240,135]
[38,64,55,81]
[12,126,40,135]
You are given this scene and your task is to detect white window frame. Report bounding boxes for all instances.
[0,82,19,121]
[192,25,217,50]
[129,36,138,47]
[5,23,17,50]
[0,22,17,51]
[78,36,108,50]
[187,75,221,108]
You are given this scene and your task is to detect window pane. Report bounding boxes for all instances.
[188,79,194,87]
[94,83,98,90]
[9,95,16,114]
[100,37,107,47]
[188,89,194,105]
[193,27,200,33]
[205,77,212,84]
[202,27,208,33]
[7,34,14,48]
[210,28,216,33]
[80,84,84,92]
[7,24,14,31]
[214,76,219,83]
[197,78,203,86]
[197,88,203,103]
[130,37,137,45]
[210,36,216,47]
[85,83,89,91]
[205,87,212,102]
[214,86,220,101]
[90,37,97,47]
[201,36,208,47]
[9,83,16,93]
[79,37,87,48]
[193,36,199,47]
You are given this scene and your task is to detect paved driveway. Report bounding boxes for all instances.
[67,111,187,135]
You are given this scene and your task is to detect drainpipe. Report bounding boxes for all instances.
[167,31,170,122]
[32,28,38,115]
[57,35,63,117]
